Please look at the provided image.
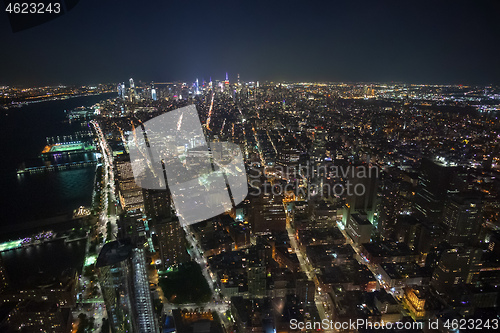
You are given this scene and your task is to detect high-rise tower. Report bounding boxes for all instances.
[96,240,158,333]
[414,158,457,224]
[344,165,380,225]
[129,78,136,102]
[442,193,483,247]
[431,248,482,293]
[224,72,229,92]
[142,187,188,269]
[143,188,172,222]
[155,217,189,269]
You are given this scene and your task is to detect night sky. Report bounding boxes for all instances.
[1,0,499,85]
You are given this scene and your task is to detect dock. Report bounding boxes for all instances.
[17,160,98,174]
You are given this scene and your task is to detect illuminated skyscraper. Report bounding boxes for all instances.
[115,156,144,211]
[96,240,158,333]
[131,247,157,332]
[151,88,157,101]
[224,72,229,92]
[129,78,135,102]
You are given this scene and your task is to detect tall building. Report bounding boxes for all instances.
[344,165,379,225]
[224,72,230,92]
[129,78,136,102]
[131,247,157,333]
[143,188,172,222]
[346,213,373,245]
[249,191,286,233]
[115,155,144,212]
[155,218,189,269]
[414,158,457,224]
[151,88,157,101]
[247,266,266,298]
[394,215,421,250]
[96,240,158,333]
[442,193,483,247]
[430,248,482,294]
[142,185,188,269]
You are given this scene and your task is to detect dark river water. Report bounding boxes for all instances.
[0,93,115,226]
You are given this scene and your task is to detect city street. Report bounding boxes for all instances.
[283,203,334,332]
[91,120,119,243]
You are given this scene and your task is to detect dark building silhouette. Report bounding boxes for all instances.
[431,248,482,294]
[142,186,188,269]
[394,215,422,251]
[155,217,189,269]
[249,191,286,233]
[247,266,267,298]
[345,165,379,225]
[442,193,483,247]
[414,158,457,224]
[143,188,172,222]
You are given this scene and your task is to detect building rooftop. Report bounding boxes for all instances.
[351,214,372,225]
[96,239,133,267]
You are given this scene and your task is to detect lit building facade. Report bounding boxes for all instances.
[96,240,158,333]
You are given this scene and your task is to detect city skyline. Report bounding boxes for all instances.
[1,77,500,332]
